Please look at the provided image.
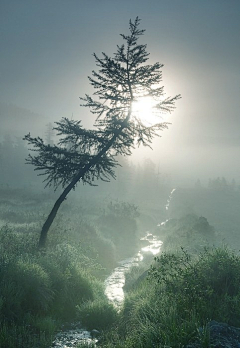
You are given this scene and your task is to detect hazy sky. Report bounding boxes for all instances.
[1,0,240,184]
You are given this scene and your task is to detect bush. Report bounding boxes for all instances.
[156,214,216,253]
[0,321,54,348]
[50,265,94,320]
[97,201,139,259]
[0,190,118,346]
[0,225,37,257]
[0,257,53,321]
[150,247,240,326]
[36,244,95,320]
[77,298,118,330]
[0,235,102,323]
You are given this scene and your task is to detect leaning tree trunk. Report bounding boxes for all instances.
[38,121,129,249]
[39,180,76,248]
[38,169,83,248]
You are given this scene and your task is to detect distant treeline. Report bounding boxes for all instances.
[0,134,37,188]
[195,177,239,191]
[1,130,239,200]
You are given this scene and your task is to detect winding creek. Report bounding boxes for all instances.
[51,233,163,347]
[104,233,162,309]
[51,190,175,347]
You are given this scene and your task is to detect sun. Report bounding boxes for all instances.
[131,96,166,126]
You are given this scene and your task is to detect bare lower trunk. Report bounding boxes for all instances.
[38,171,81,248]
[38,193,67,248]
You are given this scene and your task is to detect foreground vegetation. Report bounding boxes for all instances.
[1,187,240,347]
[0,188,140,347]
[0,223,110,347]
[97,213,240,347]
[98,246,240,347]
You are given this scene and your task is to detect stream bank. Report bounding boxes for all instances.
[50,190,174,347]
[51,231,163,347]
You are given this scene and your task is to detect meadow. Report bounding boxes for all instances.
[1,185,240,347]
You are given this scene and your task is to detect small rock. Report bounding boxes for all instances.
[91,329,100,338]
[187,321,240,348]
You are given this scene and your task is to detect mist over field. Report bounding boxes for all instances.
[1,1,240,347]
[1,0,240,185]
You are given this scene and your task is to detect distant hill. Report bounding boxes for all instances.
[0,102,46,139]
[168,185,240,249]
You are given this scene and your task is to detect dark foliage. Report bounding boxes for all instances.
[24,17,180,247]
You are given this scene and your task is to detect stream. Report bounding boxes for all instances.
[104,233,162,309]
[51,190,175,347]
[51,233,163,347]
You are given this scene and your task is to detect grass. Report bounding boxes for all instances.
[77,298,118,330]
[0,323,54,348]
[0,188,137,347]
[1,187,240,347]
[98,246,240,347]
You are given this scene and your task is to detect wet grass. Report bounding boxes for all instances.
[0,188,145,347]
[99,246,240,347]
[2,187,240,347]
[0,188,122,347]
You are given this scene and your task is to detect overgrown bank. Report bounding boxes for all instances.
[98,215,240,347]
[1,187,240,347]
[0,188,141,347]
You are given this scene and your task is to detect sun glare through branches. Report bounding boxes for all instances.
[131,95,168,126]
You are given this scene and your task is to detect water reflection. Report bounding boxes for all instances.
[52,232,163,346]
[51,186,176,346]
[140,232,163,255]
[165,188,176,211]
[52,328,96,347]
[104,232,163,308]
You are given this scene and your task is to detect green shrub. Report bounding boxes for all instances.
[0,237,100,323]
[92,234,116,271]
[32,316,57,336]
[0,321,54,348]
[47,219,117,272]
[150,247,240,326]
[97,201,139,259]
[0,225,38,257]
[0,258,53,320]
[0,189,119,346]
[36,244,95,320]
[156,214,216,253]
[50,266,94,320]
[77,298,118,330]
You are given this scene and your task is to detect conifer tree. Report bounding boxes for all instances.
[24,17,180,248]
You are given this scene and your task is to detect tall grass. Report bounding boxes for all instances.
[3,188,240,347]
[100,247,240,347]
[77,298,118,330]
[0,188,133,347]
[0,217,118,346]
[0,321,55,348]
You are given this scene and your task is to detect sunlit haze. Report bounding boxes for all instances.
[132,96,168,126]
[1,0,240,186]
[1,3,240,345]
